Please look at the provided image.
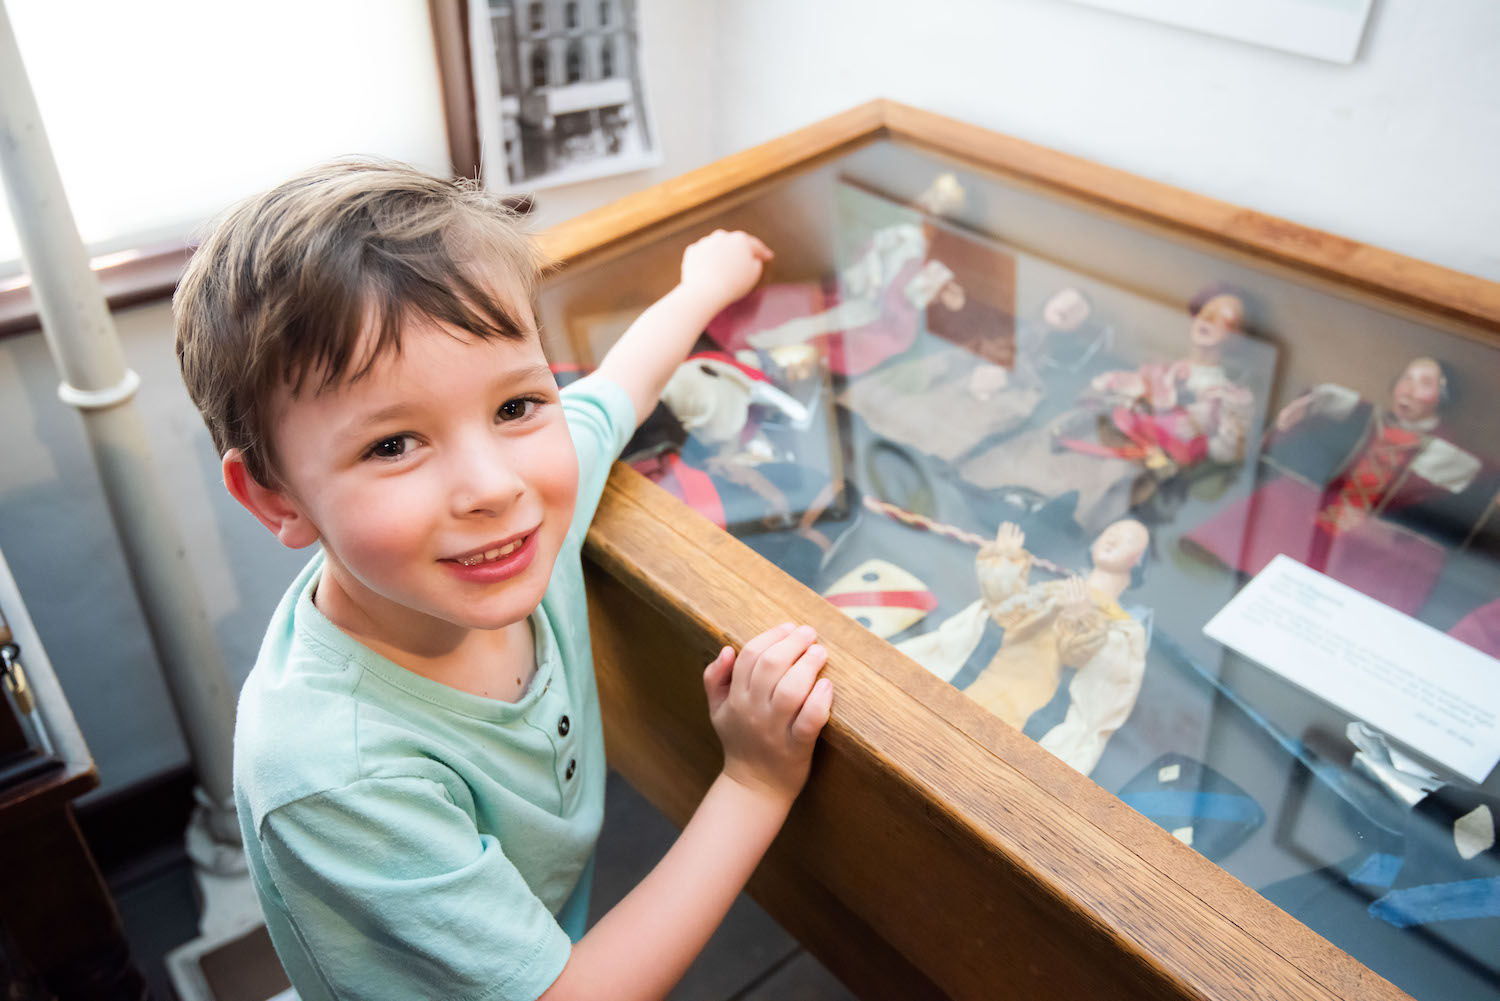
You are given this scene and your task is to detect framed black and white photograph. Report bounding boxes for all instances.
[468,0,660,191]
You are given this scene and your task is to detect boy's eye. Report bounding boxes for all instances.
[497,396,541,423]
[365,434,417,461]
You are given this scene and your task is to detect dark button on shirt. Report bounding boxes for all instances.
[558,715,570,737]
[565,758,577,781]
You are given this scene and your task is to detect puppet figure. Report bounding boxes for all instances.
[1184,356,1485,614]
[900,519,1150,777]
[733,223,964,376]
[956,286,1255,533]
[837,286,1106,466]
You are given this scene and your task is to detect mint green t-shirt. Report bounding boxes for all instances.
[233,374,637,1001]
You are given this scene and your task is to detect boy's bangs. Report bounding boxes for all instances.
[291,226,535,398]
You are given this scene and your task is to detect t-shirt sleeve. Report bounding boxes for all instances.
[560,373,638,540]
[259,776,571,1001]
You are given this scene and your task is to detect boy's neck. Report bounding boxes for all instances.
[313,568,540,703]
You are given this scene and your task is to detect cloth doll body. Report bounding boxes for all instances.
[733,224,960,376]
[1185,361,1485,614]
[1073,358,1254,469]
[957,291,1256,534]
[838,342,1043,463]
[901,521,1149,776]
[838,288,1117,470]
[961,544,1147,767]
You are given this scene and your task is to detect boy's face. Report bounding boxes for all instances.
[262,308,578,651]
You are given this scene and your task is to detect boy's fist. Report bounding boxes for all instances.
[680,230,773,312]
[704,623,832,802]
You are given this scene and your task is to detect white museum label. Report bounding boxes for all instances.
[1204,555,1500,783]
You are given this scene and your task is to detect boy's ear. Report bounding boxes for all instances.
[222,448,320,549]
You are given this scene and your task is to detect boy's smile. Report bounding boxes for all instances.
[250,312,578,665]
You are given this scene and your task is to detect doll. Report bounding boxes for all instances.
[736,222,960,376]
[900,518,1150,777]
[955,286,1256,534]
[837,286,1110,466]
[1183,356,1485,614]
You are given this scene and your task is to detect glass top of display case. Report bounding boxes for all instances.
[537,134,1500,1001]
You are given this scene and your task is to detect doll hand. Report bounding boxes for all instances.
[704,624,832,803]
[1332,505,1369,534]
[1061,576,1092,613]
[993,522,1026,555]
[681,230,774,312]
[1276,394,1312,432]
[968,363,1010,400]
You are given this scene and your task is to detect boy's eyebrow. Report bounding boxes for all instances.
[333,364,559,443]
[335,403,416,443]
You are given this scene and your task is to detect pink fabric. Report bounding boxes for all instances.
[823,255,925,376]
[630,453,726,529]
[705,283,830,353]
[704,265,927,377]
[1449,600,1500,660]
[1184,476,1445,615]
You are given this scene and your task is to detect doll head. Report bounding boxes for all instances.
[1090,518,1151,589]
[1389,356,1452,424]
[1187,284,1247,351]
[1042,287,1093,332]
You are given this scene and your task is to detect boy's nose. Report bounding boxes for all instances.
[447,437,526,515]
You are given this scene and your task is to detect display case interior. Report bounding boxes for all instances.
[539,118,1500,1001]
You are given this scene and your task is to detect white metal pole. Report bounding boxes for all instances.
[0,3,239,847]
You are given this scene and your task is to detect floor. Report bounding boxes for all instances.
[106,770,858,1001]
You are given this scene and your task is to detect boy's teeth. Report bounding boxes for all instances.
[457,537,524,566]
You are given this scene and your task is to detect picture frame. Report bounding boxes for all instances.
[436,0,662,191]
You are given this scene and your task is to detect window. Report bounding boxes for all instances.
[565,2,579,29]
[600,39,614,78]
[531,47,549,88]
[0,3,448,274]
[528,2,544,32]
[599,0,611,26]
[565,42,584,84]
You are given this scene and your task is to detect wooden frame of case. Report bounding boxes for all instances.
[519,100,1500,1001]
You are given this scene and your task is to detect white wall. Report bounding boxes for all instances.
[707,0,1500,282]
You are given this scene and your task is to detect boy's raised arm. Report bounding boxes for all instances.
[539,624,832,1001]
[593,230,773,427]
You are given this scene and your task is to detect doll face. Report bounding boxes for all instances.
[1091,519,1149,575]
[1042,287,1091,332]
[1189,294,1244,350]
[1390,357,1445,424]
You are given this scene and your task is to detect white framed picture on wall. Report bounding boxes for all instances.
[469,0,662,191]
[1063,0,1375,64]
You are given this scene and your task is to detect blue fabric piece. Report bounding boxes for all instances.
[1348,852,1405,888]
[1119,790,1262,826]
[1370,877,1500,928]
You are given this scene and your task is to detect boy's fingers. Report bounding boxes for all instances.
[703,646,734,710]
[751,626,816,701]
[736,623,795,695]
[770,643,826,714]
[790,678,834,744]
[747,235,774,260]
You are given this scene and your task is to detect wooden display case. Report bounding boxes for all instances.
[530,101,1500,1001]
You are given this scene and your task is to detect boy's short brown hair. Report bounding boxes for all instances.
[174,159,543,490]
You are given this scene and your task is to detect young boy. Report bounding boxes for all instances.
[174,161,834,1001]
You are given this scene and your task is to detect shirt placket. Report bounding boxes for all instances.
[531,673,580,815]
